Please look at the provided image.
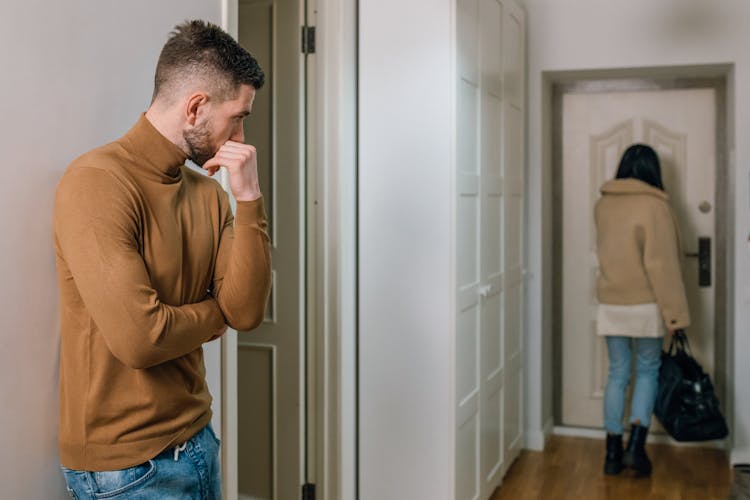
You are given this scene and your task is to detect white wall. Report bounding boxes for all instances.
[359,0,455,497]
[524,0,750,462]
[0,2,221,497]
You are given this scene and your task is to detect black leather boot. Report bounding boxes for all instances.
[604,433,624,475]
[623,424,652,476]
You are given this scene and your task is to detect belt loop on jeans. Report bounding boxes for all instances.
[173,442,187,461]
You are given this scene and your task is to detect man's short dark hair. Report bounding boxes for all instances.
[152,20,265,103]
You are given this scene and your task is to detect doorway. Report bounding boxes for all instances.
[552,77,729,436]
[220,0,359,498]
[235,0,309,499]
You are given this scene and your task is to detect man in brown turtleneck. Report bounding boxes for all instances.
[53,20,271,499]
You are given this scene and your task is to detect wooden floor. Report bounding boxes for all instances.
[490,436,731,500]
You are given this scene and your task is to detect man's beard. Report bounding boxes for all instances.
[184,120,215,167]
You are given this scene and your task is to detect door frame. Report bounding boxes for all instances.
[548,71,732,444]
[220,1,359,499]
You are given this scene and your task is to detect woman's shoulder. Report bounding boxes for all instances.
[598,180,670,209]
[597,190,675,229]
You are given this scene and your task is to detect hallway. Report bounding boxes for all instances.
[491,436,731,499]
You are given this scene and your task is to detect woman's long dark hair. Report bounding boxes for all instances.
[615,143,665,191]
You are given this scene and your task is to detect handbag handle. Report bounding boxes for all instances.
[668,329,692,355]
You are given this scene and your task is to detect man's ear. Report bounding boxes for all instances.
[185,92,209,126]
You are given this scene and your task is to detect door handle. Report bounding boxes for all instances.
[684,237,711,287]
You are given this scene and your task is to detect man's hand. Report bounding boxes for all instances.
[203,141,262,201]
[208,324,228,342]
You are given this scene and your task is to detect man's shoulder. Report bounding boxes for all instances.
[56,141,134,203]
[66,141,129,175]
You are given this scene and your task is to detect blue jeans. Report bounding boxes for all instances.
[604,336,663,435]
[61,424,222,499]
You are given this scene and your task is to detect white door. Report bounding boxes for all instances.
[501,0,525,476]
[236,1,306,499]
[456,1,525,498]
[560,87,717,429]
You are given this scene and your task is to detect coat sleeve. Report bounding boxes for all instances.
[211,193,272,331]
[54,167,226,369]
[642,201,691,329]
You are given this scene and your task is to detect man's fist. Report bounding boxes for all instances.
[203,141,262,201]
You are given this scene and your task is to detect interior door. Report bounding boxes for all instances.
[501,0,525,477]
[560,87,717,429]
[456,1,525,498]
[237,1,305,498]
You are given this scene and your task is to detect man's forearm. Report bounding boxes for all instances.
[213,199,272,331]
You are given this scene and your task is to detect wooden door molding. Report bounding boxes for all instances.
[551,76,729,435]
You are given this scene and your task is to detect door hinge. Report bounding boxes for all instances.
[301,25,316,54]
[302,483,316,500]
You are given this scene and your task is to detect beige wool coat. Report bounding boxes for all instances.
[594,178,691,330]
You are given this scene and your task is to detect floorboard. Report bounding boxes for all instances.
[490,435,731,500]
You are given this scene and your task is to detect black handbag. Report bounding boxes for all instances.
[654,330,729,441]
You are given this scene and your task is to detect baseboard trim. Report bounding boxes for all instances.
[524,417,554,451]
[553,425,727,449]
[524,429,545,451]
[553,425,605,440]
[238,494,268,500]
[731,448,750,465]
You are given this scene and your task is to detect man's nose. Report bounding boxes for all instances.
[231,123,244,143]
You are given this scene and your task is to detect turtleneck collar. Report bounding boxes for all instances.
[600,178,669,201]
[120,113,188,183]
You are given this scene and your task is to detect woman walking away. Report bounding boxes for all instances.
[594,144,691,477]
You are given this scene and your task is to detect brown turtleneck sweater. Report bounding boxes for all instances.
[53,114,271,471]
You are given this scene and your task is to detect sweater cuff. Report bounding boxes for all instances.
[235,197,266,226]
[663,310,690,331]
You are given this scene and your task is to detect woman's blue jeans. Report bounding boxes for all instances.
[61,424,222,499]
[604,336,663,435]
